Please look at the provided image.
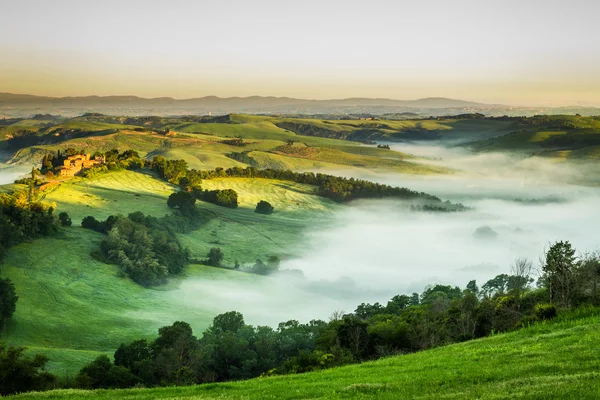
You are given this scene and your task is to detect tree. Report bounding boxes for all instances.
[573,252,600,305]
[0,278,18,329]
[58,212,72,227]
[255,200,274,215]
[542,241,577,307]
[466,280,479,295]
[386,294,411,314]
[0,344,55,395]
[207,248,224,266]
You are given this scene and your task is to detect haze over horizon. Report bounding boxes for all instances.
[1,0,599,107]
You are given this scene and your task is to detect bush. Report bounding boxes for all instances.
[535,303,558,320]
[255,200,274,215]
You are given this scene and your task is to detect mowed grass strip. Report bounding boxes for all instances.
[12,314,600,399]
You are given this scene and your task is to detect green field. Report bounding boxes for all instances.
[12,312,600,399]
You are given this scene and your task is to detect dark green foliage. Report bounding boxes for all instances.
[58,212,72,227]
[0,343,56,395]
[151,156,188,183]
[573,253,600,306]
[206,248,224,267]
[167,191,196,210]
[255,200,274,215]
[0,192,58,258]
[196,189,239,208]
[83,212,191,286]
[0,278,18,328]
[541,241,577,307]
[81,216,100,230]
[75,355,140,389]
[535,303,557,320]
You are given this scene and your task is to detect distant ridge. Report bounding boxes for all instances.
[1,92,597,118]
[0,92,487,108]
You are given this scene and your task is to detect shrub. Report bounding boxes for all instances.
[535,303,558,320]
[255,200,274,215]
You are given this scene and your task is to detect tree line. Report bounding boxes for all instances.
[150,156,464,209]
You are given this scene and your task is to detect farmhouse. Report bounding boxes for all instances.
[59,154,105,177]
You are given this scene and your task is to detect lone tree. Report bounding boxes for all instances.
[255,200,274,215]
[542,241,577,307]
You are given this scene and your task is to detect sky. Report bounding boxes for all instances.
[1,0,599,106]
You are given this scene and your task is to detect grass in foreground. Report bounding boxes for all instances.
[12,313,600,399]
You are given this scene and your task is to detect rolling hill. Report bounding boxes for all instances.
[0,170,341,375]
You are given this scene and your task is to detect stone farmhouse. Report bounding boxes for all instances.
[59,154,106,177]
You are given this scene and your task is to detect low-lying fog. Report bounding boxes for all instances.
[177,144,600,328]
[0,164,29,185]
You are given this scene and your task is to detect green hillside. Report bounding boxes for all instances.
[12,312,600,399]
[466,115,600,159]
[0,170,338,375]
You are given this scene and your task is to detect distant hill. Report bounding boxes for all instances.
[1,92,598,119]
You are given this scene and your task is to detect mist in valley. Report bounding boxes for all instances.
[0,164,30,185]
[174,145,600,329]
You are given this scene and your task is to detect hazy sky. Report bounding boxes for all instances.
[1,0,599,105]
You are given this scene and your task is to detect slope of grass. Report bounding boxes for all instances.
[40,170,176,222]
[180,178,339,263]
[13,313,600,399]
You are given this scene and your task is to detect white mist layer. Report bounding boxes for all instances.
[170,147,600,328]
[0,165,30,185]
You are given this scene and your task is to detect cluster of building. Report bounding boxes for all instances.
[59,154,105,177]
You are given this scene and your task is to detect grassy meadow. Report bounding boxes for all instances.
[11,312,600,399]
